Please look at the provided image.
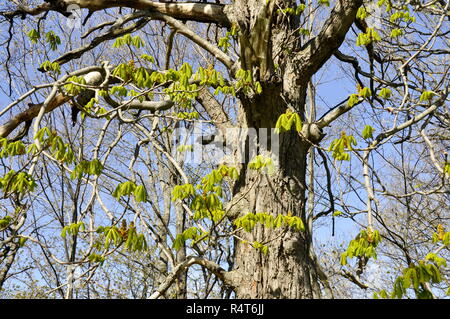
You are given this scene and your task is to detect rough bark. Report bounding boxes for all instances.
[222,0,362,298]
[228,81,317,298]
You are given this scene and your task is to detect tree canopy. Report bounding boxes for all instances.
[0,0,448,299]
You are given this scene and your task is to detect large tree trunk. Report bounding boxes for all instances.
[226,0,344,298]
[229,81,323,298]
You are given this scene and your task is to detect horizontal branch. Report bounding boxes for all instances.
[333,50,416,90]
[48,12,151,68]
[315,98,361,129]
[341,270,369,289]
[45,11,234,71]
[1,1,231,26]
[0,66,104,138]
[149,255,237,299]
[104,93,175,113]
[371,88,449,148]
[0,94,70,139]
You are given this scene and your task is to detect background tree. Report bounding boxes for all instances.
[0,0,448,299]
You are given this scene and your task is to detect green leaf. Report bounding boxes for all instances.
[290,216,305,231]
[356,28,381,46]
[340,253,348,266]
[172,184,195,201]
[112,181,137,200]
[296,4,306,15]
[390,10,416,23]
[27,29,40,44]
[0,216,12,229]
[333,210,343,217]
[390,28,404,38]
[173,227,201,250]
[362,125,375,140]
[254,81,263,94]
[110,85,128,97]
[64,76,86,95]
[88,253,105,264]
[134,185,147,203]
[45,31,61,51]
[356,7,368,20]
[373,290,389,299]
[378,88,392,99]
[274,111,302,134]
[131,35,145,48]
[329,132,357,161]
[113,34,145,48]
[444,162,450,176]
[112,64,134,82]
[70,159,103,179]
[248,155,275,175]
[18,237,28,248]
[402,268,413,288]
[61,227,68,239]
[359,87,372,99]
[341,228,382,266]
[348,94,360,107]
[419,90,435,102]
[298,28,310,36]
[39,61,61,74]
[34,127,52,142]
[140,54,155,63]
[180,62,193,79]
[253,241,269,255]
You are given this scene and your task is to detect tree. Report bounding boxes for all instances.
[0,0,448,299]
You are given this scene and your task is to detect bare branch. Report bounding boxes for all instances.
[296,0,363,79]
[149,255,235,299]
[1,1,231,26]
[0,66,104,138]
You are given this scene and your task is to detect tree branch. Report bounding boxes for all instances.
[48,12,151,68]
[296,0,363,79]
[149,255,236,299]
[341,270,369,290]
[44,10,234,71]
[153,12,235,71]
[1,1,231,26]
[196,87,232,134]
[0,66,104,138]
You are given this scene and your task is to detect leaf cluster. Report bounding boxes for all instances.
[0,138,26,158]
[61,222,85,238]
[356,28,381,46]
[64,76,87,96]
[274,110,303,134]
[0,170,36,195]
[173,226,208,251]
[328,132,357,161]
[70,159,104,180]
[340,228,382,266]
[234,212,305,233]
[112,181,148,203]
[248,155,276,175]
